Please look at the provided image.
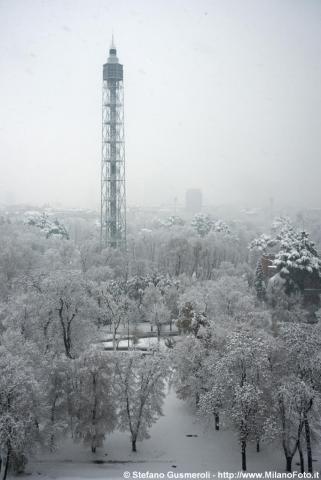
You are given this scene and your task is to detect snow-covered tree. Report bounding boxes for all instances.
[272,216,293,235]
[42,271,97,358]
[26,212,69,240]
[142,284,162,323]
[271,378,308,472]
[176,284,208,336]
[163,234,192,276]
[0,348,40,480]
[230,383,265,471]
[191,213,213,237]
[198,329,274,471]
[42,357,70,452]
[278,323,321,472]
[250,222,321,305]
[172,335,207,406]
[273,230,321,295]
[206,275,251,318]
[126,275,149,306]
[248,234,276,254]
[197,344,225,430]
[176,302,208,337]
[98,281,133,350]
[162,283,180,330]
[0,227,40,300]
[213,220,231,235]
[71,348,117,453]
[148,302,171,341]
[115,352,168,452]
[159,216,185,228]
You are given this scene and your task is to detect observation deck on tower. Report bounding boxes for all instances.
[103,38,123,81]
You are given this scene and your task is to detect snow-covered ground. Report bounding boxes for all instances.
[102,322,176,350]
[25,388,308,480]
[101,322,178,340]
[102,336,167,351]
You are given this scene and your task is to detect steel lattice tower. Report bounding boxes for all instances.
[101,38,126,249]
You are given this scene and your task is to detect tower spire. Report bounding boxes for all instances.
[111,33,115,49]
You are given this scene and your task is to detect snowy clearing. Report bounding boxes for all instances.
[26,389,307,480]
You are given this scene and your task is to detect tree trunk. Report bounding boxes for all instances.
[132,440,137,452]
[298,441,304,474]
[256,439,260,453]
[286,456,292,473]
[214,413,219,431]
[304,417,313,473]
[92,374,97,453]
[62,330,73,358]
[0,445,10,480]
[50,395,58,451]
[241,440,247,471]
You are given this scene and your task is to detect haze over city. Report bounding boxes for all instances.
[1,0,321,209]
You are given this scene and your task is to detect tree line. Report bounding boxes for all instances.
[1,212,321,477]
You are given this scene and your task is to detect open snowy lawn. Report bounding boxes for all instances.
[26,389,318,480]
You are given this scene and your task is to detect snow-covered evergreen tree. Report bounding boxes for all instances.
[273,230,321,294]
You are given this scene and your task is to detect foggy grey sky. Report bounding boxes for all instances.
[0,0,321,210]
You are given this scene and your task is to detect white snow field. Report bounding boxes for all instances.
[26,388,316,480]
